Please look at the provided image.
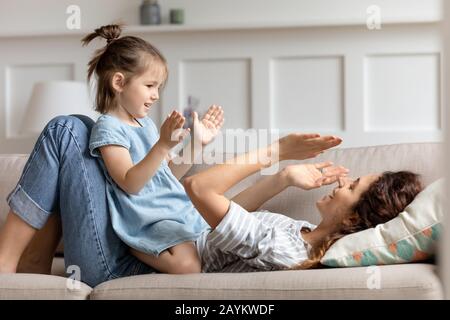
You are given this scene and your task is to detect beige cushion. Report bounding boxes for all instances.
[185,143,443,225]
[0,273,91,300]
[90,263,442,300]
[51,257,66,277]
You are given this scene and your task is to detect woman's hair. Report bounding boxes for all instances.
[295,171,423,269]
[81,24,168,114]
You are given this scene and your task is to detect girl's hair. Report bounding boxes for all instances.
[295,171,423,269]
[81,24,168,114]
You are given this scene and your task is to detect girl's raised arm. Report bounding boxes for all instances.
[101,111,189,194]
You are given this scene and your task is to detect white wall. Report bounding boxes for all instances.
[0,0,442,34]
[0,0,444,154]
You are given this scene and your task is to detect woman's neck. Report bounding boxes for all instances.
[301,222,337,250]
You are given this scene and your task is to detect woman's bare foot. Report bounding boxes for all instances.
[0,259,17,273]
[0,209,61,275]
[0,211,36,273]
[16,214,62,274]
[16,252,53,274]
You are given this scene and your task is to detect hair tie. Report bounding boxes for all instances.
[107,38,118,45]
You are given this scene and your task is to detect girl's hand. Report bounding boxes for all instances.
[158,110,190,150]
[283,161,349,190]
[274,133,342,161]
[192,105,224,146]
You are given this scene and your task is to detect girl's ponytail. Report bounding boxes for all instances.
[82,24,167,114]
[81,24,123,82]
[82,24,122,46]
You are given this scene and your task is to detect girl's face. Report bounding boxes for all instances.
[116,62,166,121]
[316,174,380,224]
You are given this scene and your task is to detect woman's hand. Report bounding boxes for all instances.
[274,133,342,162]
[283,161,349,190]
[158,110,190,151]
[192,105,224,146]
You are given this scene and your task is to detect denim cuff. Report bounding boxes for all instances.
[7,184,51,229]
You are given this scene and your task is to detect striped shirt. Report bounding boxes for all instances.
[196,201,316,273]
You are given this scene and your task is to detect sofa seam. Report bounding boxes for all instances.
[89,286,443,299]
[90,283,440,293]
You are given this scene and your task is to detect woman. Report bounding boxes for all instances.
[181,140,422,272]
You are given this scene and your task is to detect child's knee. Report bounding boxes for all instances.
[46,115,92,136]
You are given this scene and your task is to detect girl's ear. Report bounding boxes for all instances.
[111,72,125,93]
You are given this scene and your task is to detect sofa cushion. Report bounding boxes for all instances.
[51,257,66,277]
[90,263,442,300]
[184,143,443,225]
[0,273,92,299]
[321,178,444,267]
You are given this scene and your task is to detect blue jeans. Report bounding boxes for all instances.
[7,115,155,287]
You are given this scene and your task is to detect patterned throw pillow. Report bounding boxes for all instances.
[321,178,444,267]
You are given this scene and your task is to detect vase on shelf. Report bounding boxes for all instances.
[170,9,185,24]
[140,0,161,25]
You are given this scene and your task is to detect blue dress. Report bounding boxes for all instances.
[89,114,209,256]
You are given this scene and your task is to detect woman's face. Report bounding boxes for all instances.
[316,174,380,223]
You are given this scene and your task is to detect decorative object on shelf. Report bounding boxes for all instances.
[183,95,200,129]
[170,8,185,24]
[140,0,161,25]
[21,81,92,135]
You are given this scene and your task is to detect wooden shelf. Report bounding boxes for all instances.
[0,16,441,38]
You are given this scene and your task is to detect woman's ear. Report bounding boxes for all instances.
[111,72,125,93]
[331,207,353,226]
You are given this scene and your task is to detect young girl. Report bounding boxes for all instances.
[82,24,349,275]
[84,24,225,274]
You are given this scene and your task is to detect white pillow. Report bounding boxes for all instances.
[321,178,444,267]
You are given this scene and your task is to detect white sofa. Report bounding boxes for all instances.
[0,142,444,299]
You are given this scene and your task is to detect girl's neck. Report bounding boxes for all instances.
[108,106,140,127]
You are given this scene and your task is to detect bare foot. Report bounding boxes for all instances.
[0,210,61,275]
[16,251,53,274]
[0,258,17,273]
